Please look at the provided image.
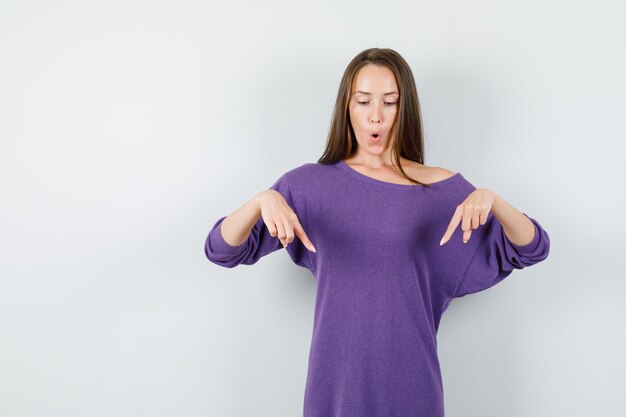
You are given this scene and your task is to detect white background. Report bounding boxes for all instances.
[1,0,624,416]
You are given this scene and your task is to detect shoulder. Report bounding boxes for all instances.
[421,164,475,193]
[282,162,321,178]
[402,160,457,183]
[274,162,328,190]
[282,162,334,181]
[426,166,457,182]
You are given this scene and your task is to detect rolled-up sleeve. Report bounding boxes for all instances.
[452,212,550,298]
[204,173,313,270]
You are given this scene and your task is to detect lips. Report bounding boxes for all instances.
[371,130,380,138]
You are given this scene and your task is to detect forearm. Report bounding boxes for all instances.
[491,192,536,246]
[220,193,264,246]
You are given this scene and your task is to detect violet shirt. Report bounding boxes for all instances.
[204,161,550,417]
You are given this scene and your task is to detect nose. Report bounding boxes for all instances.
[370,104,382,124]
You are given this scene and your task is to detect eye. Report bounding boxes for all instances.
[357,101,397,106]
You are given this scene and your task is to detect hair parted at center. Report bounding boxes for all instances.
[317,47,429,187]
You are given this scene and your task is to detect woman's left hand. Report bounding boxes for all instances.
[440,188,496,245]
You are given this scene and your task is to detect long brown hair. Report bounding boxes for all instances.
[317,47,429,187]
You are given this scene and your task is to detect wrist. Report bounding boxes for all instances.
[253,190,268,212]
[491,191,503,214]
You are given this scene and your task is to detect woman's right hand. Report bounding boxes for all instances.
[255,189,316,253]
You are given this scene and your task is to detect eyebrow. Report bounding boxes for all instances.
[352,90,399,96]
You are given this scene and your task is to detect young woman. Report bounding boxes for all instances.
[205,48,550,417]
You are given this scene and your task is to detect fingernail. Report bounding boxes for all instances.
[463,239,468,244]
[310,245,316,253]
[439,238,445,246]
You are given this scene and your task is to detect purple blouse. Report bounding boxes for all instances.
[205,161,550,417]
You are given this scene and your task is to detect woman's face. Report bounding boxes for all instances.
[348,64,399,156]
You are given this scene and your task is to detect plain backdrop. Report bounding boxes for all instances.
[1,0,624,416]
